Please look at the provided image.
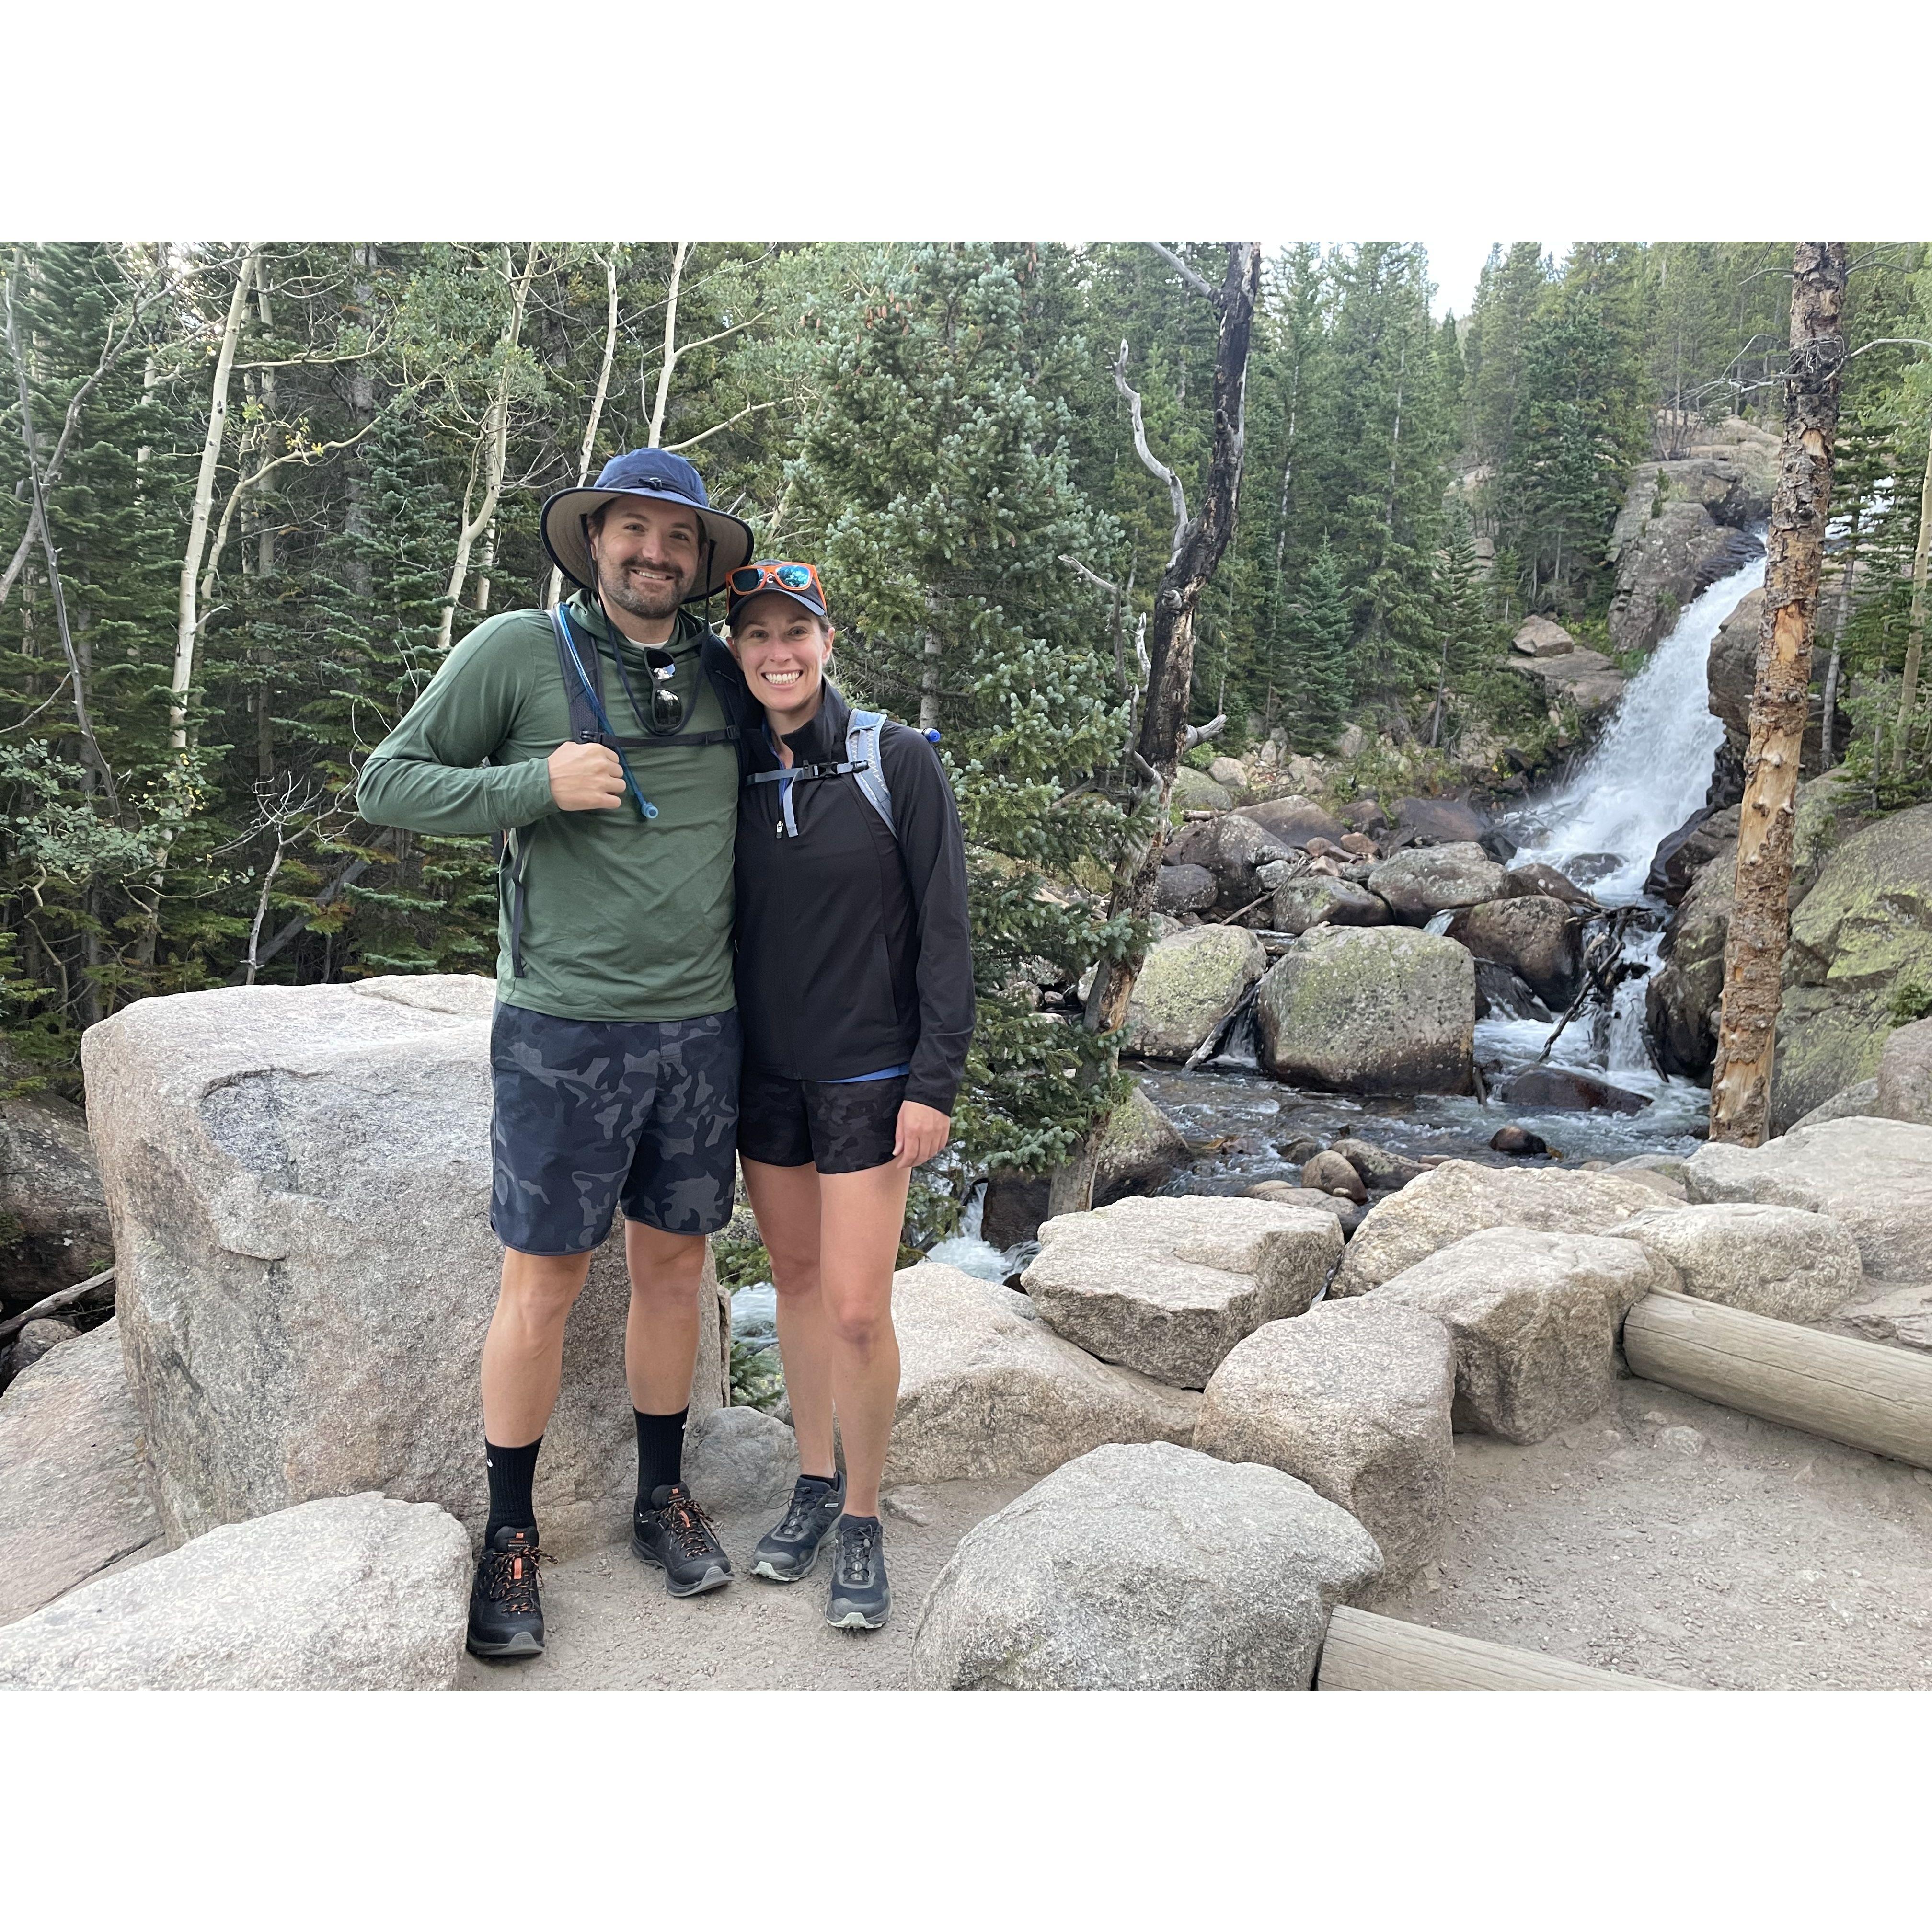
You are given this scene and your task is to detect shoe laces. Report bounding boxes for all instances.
[478,1542,544,1615]
[655,1487,721,1558]
[836,1518,879,1588]
[776,1481,836,1542]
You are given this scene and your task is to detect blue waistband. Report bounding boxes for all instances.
[821,1064,911,1084]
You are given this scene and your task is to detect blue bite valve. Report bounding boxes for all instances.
[923,728,942,744]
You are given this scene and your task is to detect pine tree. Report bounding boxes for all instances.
[1278,540,1353,750]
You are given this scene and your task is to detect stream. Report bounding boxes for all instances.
[734,543,1770,1316]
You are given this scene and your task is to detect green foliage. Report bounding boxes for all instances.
[1889,977,1932,1027]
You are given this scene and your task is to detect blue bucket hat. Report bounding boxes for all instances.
[540,448,753,601]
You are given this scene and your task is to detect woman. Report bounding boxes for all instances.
[725,561,973,1631]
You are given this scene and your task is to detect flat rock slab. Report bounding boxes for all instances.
[1196,1300,1455,1579]
[1023,1195,1343,1389]
[884,1263,1200,1485]
[80,977,725,1548]
[1603,1203,1863,1322]
[908,1441,1382,1690]
[1684,1118,1932,1283]
[1334,1160,1679,1298]
[0,1493,470,1689]
[1370,1227,1667,1444]
[0,1320,162,1626]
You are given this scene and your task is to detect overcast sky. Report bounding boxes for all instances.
[1422,240,1572,319]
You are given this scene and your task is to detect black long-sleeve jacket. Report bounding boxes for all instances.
[733,679,975,1114]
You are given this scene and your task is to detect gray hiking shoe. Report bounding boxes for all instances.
[826,1513,890,1631]
[751,1472,845,1583]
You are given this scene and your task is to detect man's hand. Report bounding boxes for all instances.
[893,1101,952,1170]
[548,741,626,811]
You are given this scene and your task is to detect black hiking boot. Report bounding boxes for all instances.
[750,1472,846,1584]
[632,1483,733,1597]
[467,1525,545,1659]
[826,1513,890,1632]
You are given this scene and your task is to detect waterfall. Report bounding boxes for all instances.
[1511,545,1766,906]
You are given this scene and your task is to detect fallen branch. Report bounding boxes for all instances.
[0,1267,115,1345]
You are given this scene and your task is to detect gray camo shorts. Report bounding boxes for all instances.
[489,1003,740,1255]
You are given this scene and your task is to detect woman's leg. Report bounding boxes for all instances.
[817,1161,913,1518]
[741,1157,838,1480]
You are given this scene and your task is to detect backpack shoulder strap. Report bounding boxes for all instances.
[845,709,896,838]
[549,606,607,745]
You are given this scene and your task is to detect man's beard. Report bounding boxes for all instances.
[598,557,692,621]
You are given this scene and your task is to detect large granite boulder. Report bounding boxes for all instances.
[682,1406,798,1514]
[884,1263,1200,1484]
[1333,1159,1680,1298]
[0,1494,470,1690]
[1121,925,1267,1061]
[908,1441,1382,1690]
[1647,825,1736,1078]
[1196,1299,1454,1579]
[1876,1018,1932,1127]
[1164,812,1295,909]
[1254,926,1475,1096]
[1170,765,1234,814]
[1091,1086,1189,1206]
[0,1320,161,1626]
[1446,896,1584,1009]
[1370,1228,1667,1443]
[1772,804,1932,1130]
[1153,862,1217,913]
[79,977,726,1549]
[1234,794,1346,848]
[1023,1195,1342,1389]
[1498,642,1627,717]
[0,1069,113,1305]
[1601,1203,1863,1323]
[1392,797,1488,846]
[1367,843,1508,924]
[1265,874,1391,935]
[1684,1118,1932,1283]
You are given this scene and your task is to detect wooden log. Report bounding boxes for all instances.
[1316,1606,1679,1692]
[1623,1289,1932,1471]
[0,1266,115,1345]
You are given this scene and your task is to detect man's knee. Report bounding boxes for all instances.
[497,1251,592,1332]
[625,1224,706,1309]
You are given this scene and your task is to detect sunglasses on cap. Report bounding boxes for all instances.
[725,561,826,609]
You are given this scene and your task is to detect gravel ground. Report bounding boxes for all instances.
[464,1379,1932,1693]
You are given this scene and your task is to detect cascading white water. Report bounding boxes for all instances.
[1511,547,1767,905]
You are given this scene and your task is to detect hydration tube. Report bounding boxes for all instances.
[554,608,659,821]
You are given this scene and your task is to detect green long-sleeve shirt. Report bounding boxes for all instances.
[356,593,738,1021]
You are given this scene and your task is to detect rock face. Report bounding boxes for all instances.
[1876,1018,1932,1126]
[1195,1300,1454,1579]
[1023,1196,1343,1389]
[1254,927,1475,1096]
[1684,1118,1932,1283]
[1602,1203,1862,1323]
[1169,766,1233,814]
[1153,862,1217,914]
[1368,842,1508,923]
[0,1494,470,1690]
[0,1073,113,1304]
[884,1263,1200,1484]
[4,1316,77,1381]
[0,1320,161,1626]
[80,977,726,1547]
[1164,813,1293,909]
[1393,797,1489,846]
[1091,1087,1189,1207]
[1606,430,1775,654]
[1506,862,1598,908]
[1499,642,1627,717]
[1334,1159,1680,1298]
[1789,1078,1881,1132]
[908,1440,1382,1690]
[1122,925,1267,1062]
[1647,826,1736,1079]
[1234,794,1346,848]
[683,1406,798,1513]
[1446,897,1582,1009]
[1266,874,1391,935]
[1371,1228,1665,1443]
[1513,616,1575,657]
[1707,588,1829,772]
[1773,804,1932,1130]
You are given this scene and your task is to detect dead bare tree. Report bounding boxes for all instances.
[1710,242,1850,1146]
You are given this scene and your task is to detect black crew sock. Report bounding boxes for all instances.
[484,1435,542,1545]
[634,1407,689,1509]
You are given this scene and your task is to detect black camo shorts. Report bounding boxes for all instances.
[737,1065,907,1175]
[489,1003,740,1254]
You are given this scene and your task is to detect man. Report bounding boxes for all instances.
[358,448,756,1660]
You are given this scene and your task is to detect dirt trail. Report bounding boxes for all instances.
[465,1380,1932,1692]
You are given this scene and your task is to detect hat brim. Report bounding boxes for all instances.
[540,486,753,601]
[725,584,828,628]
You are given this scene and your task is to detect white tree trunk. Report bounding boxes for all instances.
[548,248,620,610]
[647,242,690,448]
[171,244,261,751]
[1889,412,1932,777]
[438,243,539,652]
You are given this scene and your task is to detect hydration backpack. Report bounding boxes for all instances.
[744,708,939,840]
